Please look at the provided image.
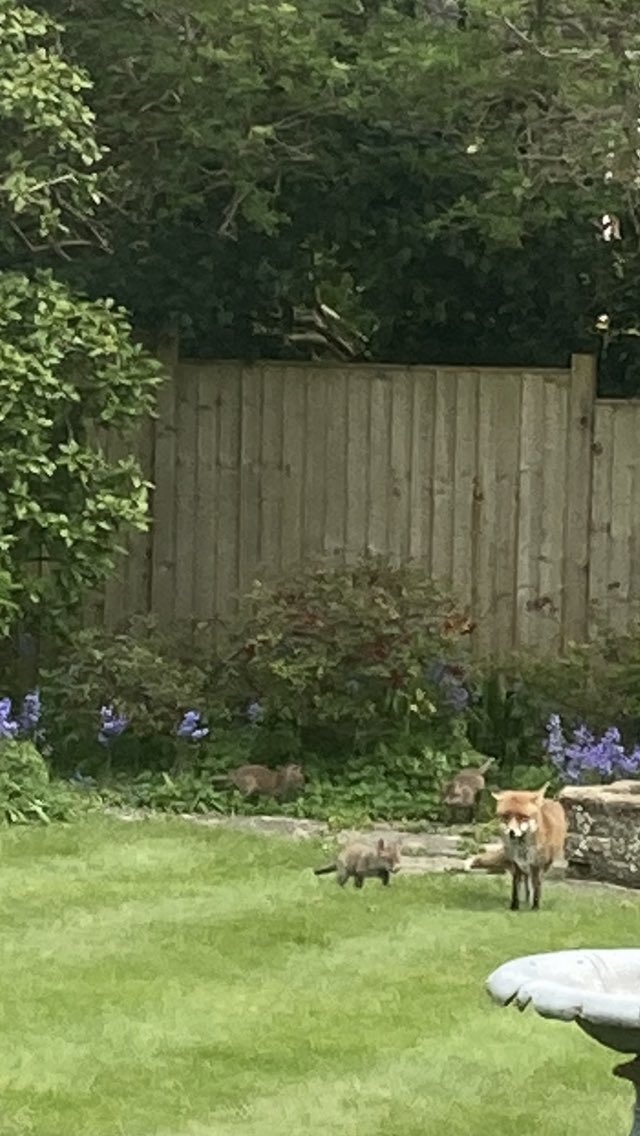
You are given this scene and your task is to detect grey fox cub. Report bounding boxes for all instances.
[314,838,401,888]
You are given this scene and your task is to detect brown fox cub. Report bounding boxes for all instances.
[443,757,495,822]
[314,838,401,888]
[212,762,305,800]
[491,783,567,911]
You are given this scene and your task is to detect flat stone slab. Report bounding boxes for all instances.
[104,807,569,879]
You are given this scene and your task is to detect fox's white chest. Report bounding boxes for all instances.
[500,818,541,872]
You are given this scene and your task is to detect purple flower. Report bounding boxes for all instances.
[177,710,209,742]
[426,659,469,712]
[246,700,265,724]
[98,704,128,745]
[545,714,640,783]
[0,697,19,740]
[19,689,40,733]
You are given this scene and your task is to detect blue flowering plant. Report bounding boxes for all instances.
[40,619,214,774]
[0,689,81,824]
[545,713,640,784]
[0,689,42,742]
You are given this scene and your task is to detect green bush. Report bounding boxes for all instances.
[0,739,85,824]
[40,617,213,775]
[468,628,640,780]
[224,555,474,767]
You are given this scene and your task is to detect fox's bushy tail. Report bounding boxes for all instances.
[314,863,337,876]
[466,845,507,873]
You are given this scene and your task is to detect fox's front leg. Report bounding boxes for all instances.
[530,866,542,910]
[509,864,524,911]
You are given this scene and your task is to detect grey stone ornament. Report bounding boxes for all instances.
[487,949,640,1136]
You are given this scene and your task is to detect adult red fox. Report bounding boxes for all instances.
[314,838,401,888]
[486,783,567,911]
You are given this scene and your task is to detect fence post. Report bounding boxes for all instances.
[563,353,597,646]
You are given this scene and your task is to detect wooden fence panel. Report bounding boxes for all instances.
[92,353,640,656]
[589,400,640,635]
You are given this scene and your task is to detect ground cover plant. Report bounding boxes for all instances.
[0,816,637,1136]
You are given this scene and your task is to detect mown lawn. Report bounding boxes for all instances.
[0,817,638,1135]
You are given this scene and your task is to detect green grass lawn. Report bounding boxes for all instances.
[1,817,639,1135]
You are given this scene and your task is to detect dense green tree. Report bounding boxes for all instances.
[0,1,162,639]
[28,0,640,389]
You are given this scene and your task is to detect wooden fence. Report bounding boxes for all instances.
[87,351,640,655]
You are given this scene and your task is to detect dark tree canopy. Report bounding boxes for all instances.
[25,0,640,392]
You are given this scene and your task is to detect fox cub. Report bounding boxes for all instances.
[314,838,402,888]
[212,762,305,800]
[442,756,494,822]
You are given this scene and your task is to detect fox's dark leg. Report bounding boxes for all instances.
[379,869,390,886]
[354,873,364,889]
[509,864,523,911]
[530,866,542,910]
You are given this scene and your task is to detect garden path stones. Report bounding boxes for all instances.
[104,807,567,877]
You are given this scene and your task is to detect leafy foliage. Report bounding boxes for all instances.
[23,0,640,389]
[0,0,104,253]
[0,272,161,633]
[468,628,640,777]
[0,1,163,637]
[0,738,82,823]
[228,556,473,759]
[40,618,212,773]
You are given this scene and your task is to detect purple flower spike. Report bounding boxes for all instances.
[246,700,265,724]
[0,697,19,740]
[19,689,41,733]
[98,704,128,745]
[177,710,209,741]
[545,713,640,784]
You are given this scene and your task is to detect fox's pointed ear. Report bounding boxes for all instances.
[491,791,503,801]
[536,782,550,800]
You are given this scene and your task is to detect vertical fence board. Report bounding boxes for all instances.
[629,412,640,616]
[281,370,305,571]
[214,364,242,629]
[193,367,219,647]
[534,378,569,655]
[516,373,546,650]
[388,372,412,564]
[238,367,263,599]
[345,375,369,557]
[492,373,523,653]
[431,370,457,590]
[102,429,129,629]
[589,404,614,635]
[124,415,155,620]
[562,355,596,645]
[150,343,179,622]
[324,369,348,561]
[367,374,391,554]
[473,376,500,656]
[173,367,199,625]
[451,371,478,613]
[408,371,436,567]
[302,372,328,558]
[607,405,638,634]
[259,369,284,578]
